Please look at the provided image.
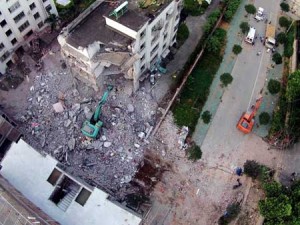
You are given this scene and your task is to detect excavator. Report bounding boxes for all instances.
[237,96,263,134]
[81,85,113,138]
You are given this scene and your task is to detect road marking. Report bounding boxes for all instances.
[247,50,265,109]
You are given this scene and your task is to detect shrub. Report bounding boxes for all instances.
[187,144,202,161]
[240,22,250,34]
[276,32,287,44]
[177,23,190,46]
[202,110,211,124]
[183,0,202,16]
[279,16,291,28]
[203,9,221,35]
[223,0,242,22]
[284,26,295,58]
[218,203,241,225]
[220,73,233,87]
[263,181,283,197]
[259,112,270,125]
[245,4,256,14]
[232,45,242,55]
[280,2,290,12]
[272,52,282,64]
[259,195,292,219]
[268,79,281,95]
[206,28,227,54]
[244,160,261,179]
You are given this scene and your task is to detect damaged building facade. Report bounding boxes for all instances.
[58,0,182,91]
[0,0,58,74]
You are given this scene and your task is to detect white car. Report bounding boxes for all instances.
[255,7,264,21]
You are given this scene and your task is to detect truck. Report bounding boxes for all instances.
[265,24,276,49]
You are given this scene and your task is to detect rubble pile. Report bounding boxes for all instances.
[18,66,159,197]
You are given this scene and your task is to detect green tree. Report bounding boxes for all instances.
[280,2,290,12]
[220,73,233,87]
[276,32,287,44]
[187,144,202,161]
[263,181,283,197]
[206,35,221,53]
[268,79,281,95]
[245,4,256,15]
[203,9,221,35]
[272,52,283,64]
[223,0,242,22]
[201,110,212,124]
[232,44,242,55]
[279,16,291,28]
[259,195,292,219]
[244,160,261,179]
[240,22,250,34]
[259,112,271,125]
[286,71,300,102]
[177,23,190,46]
[45,14,59,32]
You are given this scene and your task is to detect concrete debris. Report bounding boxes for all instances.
[178,126,189,149]
[101,135,107,141]
[72,103,81,112]
[103,141,112,148]
[127,104,134,113]
[84,106,93,120]
[53,102,64,113]
[134,143,140,148]
[68,137,76,150]
[138,132,146,139]
[64,119,72,127]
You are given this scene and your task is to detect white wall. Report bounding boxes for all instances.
[105,17,138,39]
[0,0,58,74]
[0,140,142,225]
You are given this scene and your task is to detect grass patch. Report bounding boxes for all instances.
[177,23,190,47]
[173,50,224,131]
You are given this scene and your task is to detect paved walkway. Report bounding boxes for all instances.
[192,0,248,145]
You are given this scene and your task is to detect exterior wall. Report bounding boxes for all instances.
[0,0,58,74]
[105,17,137,39]
[0,139,142,225]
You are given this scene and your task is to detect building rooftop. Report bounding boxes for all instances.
[0,140,142,225]
[67,2,134,49]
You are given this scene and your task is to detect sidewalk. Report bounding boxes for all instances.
[193,0,248,146]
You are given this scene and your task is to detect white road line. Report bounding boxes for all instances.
[247,50,265,109]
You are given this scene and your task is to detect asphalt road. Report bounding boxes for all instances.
[201,0,281,169]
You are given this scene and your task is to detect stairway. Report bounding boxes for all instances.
[57,183,80,211]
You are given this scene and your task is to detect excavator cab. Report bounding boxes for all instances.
[237,96,262,134]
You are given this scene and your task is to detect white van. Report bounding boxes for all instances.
[255,7,264,21]
[245,27,256,44]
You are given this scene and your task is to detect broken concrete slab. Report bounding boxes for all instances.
[53,102,65,113]
[103,141,112,148]
[67,137,76,150]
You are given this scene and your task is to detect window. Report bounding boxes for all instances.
[0,20,7,27]
[37,21,44,28]
[141,64,145,71]
[75,188,91,206]
[8,1,20,13]
[151,44,159,56]
[0,51,10,62]
[18,21,30,32]
[140,30,145,39]
[174,24,179,32]
[141,54,145,62]
[14,11,25,23]
[140,43,145,51]
[172,35,176,42]
[11,38,17,45]
[151,35,159,45]
[43,0,47,2]
[0,43,4,51]
[33,12,40,19]
[5,29,12,37]
[163,43,166,50]
[45,5,52,12]
[47,168,62,186]
[163,33,167,40]
[29,3,36,10]
[0,11,2,15]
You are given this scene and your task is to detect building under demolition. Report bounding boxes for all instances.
[58,0,182,92]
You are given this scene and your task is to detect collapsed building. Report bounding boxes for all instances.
[58,0,182,91]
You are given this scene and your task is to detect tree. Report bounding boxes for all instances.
[240,22,250,34]
[259,195,292,219]
[206,35,221,53]
[220,73,233,87]
[279,16,291,28]
[280,2,290,12]
[245,4,256,15]
[259,112,270,125]
[45,14,59,32]
[244,160,261,179]
[268,79,281,95]
[187,144,202,161]
[272,52,283,64]
[276,32,287,44]
[263,181,283,197]
[232,44,242,55]
[286,71,300,102]
[177,23,190,46]
[201,110,212,124]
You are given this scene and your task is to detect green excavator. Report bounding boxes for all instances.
[81,85,113,139]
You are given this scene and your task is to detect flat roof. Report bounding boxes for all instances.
[67,2,133,48]
[0,140,142,225]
